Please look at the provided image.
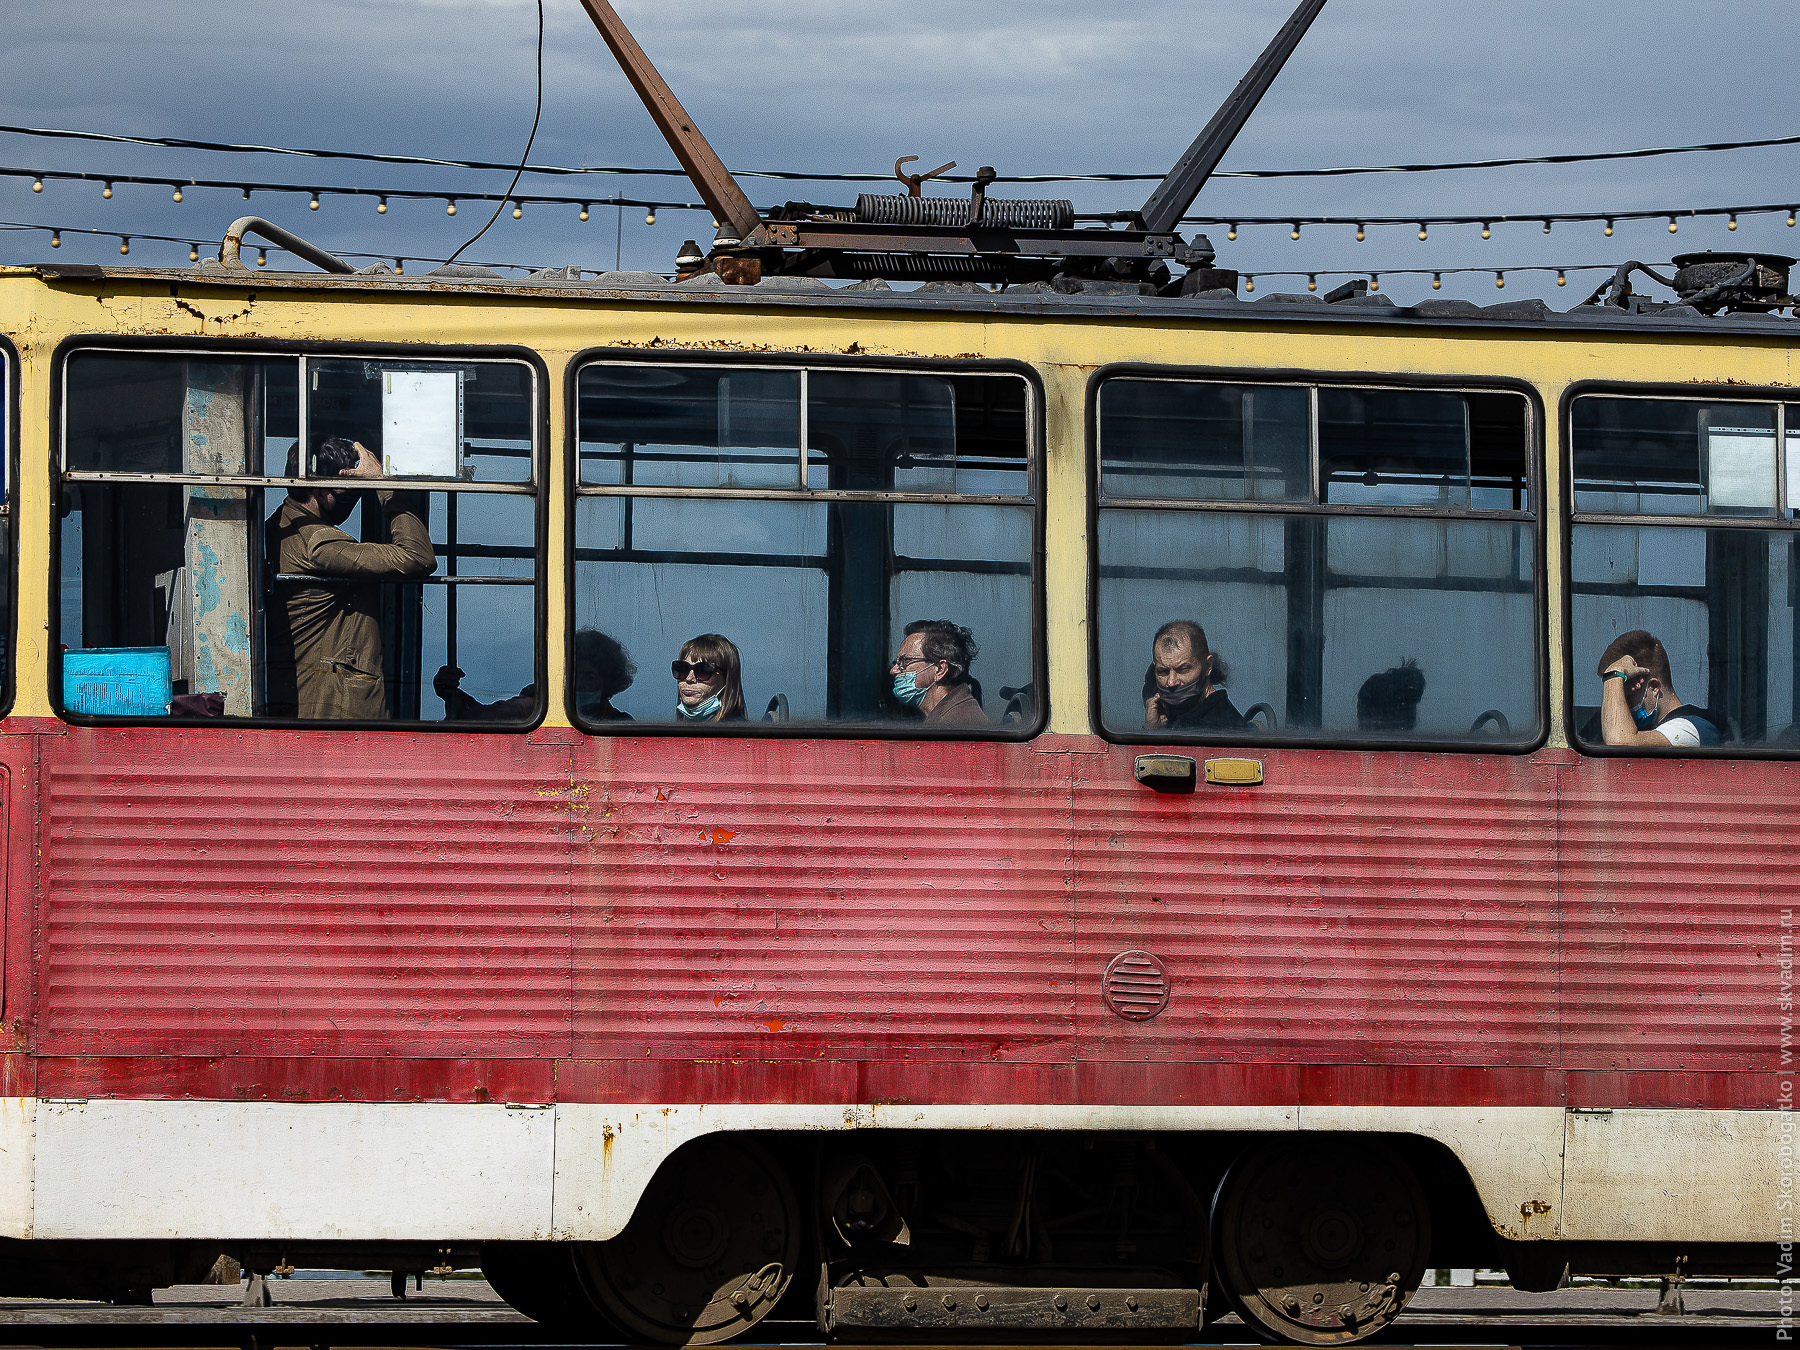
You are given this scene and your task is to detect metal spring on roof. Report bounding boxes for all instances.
[855,193,1075,230]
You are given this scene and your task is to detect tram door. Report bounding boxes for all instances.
[1072,376,1563,1083]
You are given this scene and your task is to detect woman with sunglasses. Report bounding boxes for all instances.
[671,634,747,723]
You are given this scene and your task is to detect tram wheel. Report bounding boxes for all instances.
[572,1134,801,1345]
[481,1242,616,1332]
[1211,1137,1430,1346]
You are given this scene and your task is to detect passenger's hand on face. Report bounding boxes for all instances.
[338,441,385,481]
[432,665,464,699]
[1605,655,1641,679]
[1144,691,1170,730]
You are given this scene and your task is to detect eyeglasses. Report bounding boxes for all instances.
[890,655,930,670]
[671,660,721,681]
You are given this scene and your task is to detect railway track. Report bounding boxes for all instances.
[0,1279,1772,1349]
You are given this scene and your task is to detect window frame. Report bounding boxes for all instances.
[1087,362,1549,753]
[0,332,15,722]
[1562,378,1800,761]
[563,347,1048,740]
[50,335,550,731]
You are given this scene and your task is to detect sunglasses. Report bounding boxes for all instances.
[671,659,721,681]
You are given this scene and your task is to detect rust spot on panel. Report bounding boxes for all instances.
[711,828,737,845]
[761,1018,787,1033]
[1520,1199,1552,1232]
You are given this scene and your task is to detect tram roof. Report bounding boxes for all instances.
[7,261,1799,342]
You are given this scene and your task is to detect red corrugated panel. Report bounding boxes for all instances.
[38,728,577,1058]
[1071,745,1562,1066]
[1558,756,1787,1078]
[571,737,1076,1062]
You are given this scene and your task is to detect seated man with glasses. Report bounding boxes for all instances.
[889,619,988,727]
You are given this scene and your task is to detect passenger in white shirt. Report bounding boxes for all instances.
[1596,630,1728,749]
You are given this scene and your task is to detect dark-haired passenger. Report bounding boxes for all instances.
[1357,660,1426,733]
[436,628,635,723]
[890,619,988,726]
[1597,629,1728,748]
[673,633,747,724]
[1143,619,1245,732]
[266,434,435,719]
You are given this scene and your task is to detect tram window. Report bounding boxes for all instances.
[58,350,540,724]
[1572,397,1777,517]
[573,362,1035,732]
[1095,377,1538,746]
[1099,380,1309,502]
[1571,394,1799,752]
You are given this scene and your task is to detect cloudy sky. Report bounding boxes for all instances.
[1,0,1795,303]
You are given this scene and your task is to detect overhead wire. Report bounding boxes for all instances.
[2,122,1797,184]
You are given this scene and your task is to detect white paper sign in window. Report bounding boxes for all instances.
[1704,425,1776,510]
[382,369,462,478]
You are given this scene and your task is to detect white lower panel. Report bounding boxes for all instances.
[5,1099,1774,1245]
[1562,1108,1774,1242]
[32,1100,554,1241]
[0,1098,33,1239]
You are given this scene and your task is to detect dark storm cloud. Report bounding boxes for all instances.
[1,0,1795,301]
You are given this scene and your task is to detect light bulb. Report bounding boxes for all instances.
[377,196,388,214]
[309,193,320,211]
[256,248,267,267]
[1370,274,1379,292]
[1307,274,1317,292]
[1227,223,1238,241]
[1244,275,1256,293]
[172,187,183,203]
[1417,224,1428,241]
[1495,272,1506,289]
[1289,223,1301,241]
[30,178,42,193]
[1604,219,1614,237]
[1789,210,1797,228]
[119,237,130,255]
[512,202,523,219]
[1668,217,1679,234]
[102,182,113,199]
[1542,220,1552,234]
[1431,272,1442,290]
[1556,269,1567,287]
[241,187,251,201]
[395,259,405,274]
[49,231,60,248]
[578,204,590,221]
[446,200,457,216]
[189,246,199,262]
[1355,223,1366,242]
[1481,223,1491,240]
[1728,213,1738,231]
[646,209,657,226]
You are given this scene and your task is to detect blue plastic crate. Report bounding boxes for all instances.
[63,647,173,716]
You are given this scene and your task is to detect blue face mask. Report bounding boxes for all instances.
[1631,701,1656,729]
[892,672,928,707]
[678,693,723,721]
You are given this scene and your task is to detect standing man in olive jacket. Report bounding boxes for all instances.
[266,436,436,719]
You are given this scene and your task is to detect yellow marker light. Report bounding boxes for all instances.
[1205,758,1264,786]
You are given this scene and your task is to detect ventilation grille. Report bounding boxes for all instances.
[1103,950,1169,1022]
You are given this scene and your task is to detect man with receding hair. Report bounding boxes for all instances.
[1144,619,1246,732]
[1597,629,1728,748]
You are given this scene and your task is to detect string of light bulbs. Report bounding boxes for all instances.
[4,121,1798,184]
[8,164,700,225]
[1185,204,1800,240]
[2,215,1659,300]
[11,162,1799,243]
[0,218,545,274]
[1236,263,1620,294]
